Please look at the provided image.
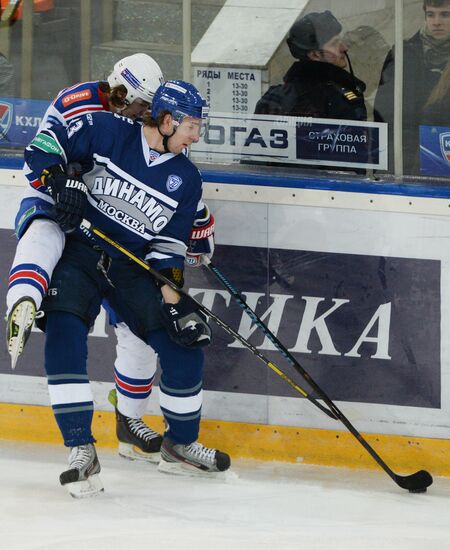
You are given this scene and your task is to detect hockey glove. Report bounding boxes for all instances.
[41,165,89,234]
[160,294,211,348]
[186,204,215,268]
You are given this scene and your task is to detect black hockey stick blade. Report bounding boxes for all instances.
[394,469,433,493]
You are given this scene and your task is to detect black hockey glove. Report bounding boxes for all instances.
[160,294,211,348]
[41,165,89,234]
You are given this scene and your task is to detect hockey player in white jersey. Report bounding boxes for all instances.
[23,80,230,497]
[5,53,178,462]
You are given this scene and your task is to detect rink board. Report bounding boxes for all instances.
[1,171,450,471]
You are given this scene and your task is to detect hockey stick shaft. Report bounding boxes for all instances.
[204,258,338,414]
[201,260,433,491]
[80,220,334,419]
[81,220,432,491]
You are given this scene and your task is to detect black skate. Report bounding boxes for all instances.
[115,407,162,463]
[59,443,104,498]
[158,438,231,477]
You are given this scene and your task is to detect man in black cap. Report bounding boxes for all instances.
[255,10,367,121]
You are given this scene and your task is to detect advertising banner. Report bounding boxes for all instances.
[0,97,49,148]
[191,112,388,170]
[420,125,450,177]
[0,233,441,408]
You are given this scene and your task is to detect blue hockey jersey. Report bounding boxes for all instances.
[24,111,203,271]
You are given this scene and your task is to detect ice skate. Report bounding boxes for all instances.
[59,444,104,498]
[116,409,162,463]
[158,438,231,477]
[6,297,38,370]
[109,389,162,463]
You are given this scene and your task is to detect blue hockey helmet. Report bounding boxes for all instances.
[151,80,209,123]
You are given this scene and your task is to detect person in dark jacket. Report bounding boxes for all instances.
[423,58,450,124]
[374,0,450,174]
[255,10,367,121]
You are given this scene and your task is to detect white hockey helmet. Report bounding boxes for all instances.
[107,53,164,104]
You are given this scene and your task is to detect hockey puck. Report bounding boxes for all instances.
[409,487,427,493]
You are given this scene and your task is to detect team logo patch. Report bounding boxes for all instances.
[0,101,13,140]
[149,148,160,162]
[62,89,92,107]
[439,132,450,166]
[166,174,183,192]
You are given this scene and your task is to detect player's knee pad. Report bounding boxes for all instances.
[13,218,65,272]
[24,217,65,255]
[114,322,158,379]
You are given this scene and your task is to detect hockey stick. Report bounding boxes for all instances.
[80,219,335,420]
[202,258,337,420]
[202,259,433,493]
[80,219,433,492]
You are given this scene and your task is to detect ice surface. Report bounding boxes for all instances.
[0,440,449,550]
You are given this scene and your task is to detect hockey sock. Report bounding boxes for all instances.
[146,328,204,444]
[7,219,64,315]
[45,311,95,447]
[114,322,157,418]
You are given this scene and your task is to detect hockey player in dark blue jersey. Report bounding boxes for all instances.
[6,54,175,464]
[24,80,230,497]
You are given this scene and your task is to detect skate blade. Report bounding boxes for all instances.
[63,474,104,499]
[158,458,230,479]
[8,301,36,370]
[118,442,161,464]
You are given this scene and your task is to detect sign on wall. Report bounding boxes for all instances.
[0,233,440,409]
[191,113,388,170]
[193,66,262,115]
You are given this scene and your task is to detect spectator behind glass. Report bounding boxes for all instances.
[423,58,450,124]
[342,26,390,116]
[374,0,450,174]
[254,10,367,121]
